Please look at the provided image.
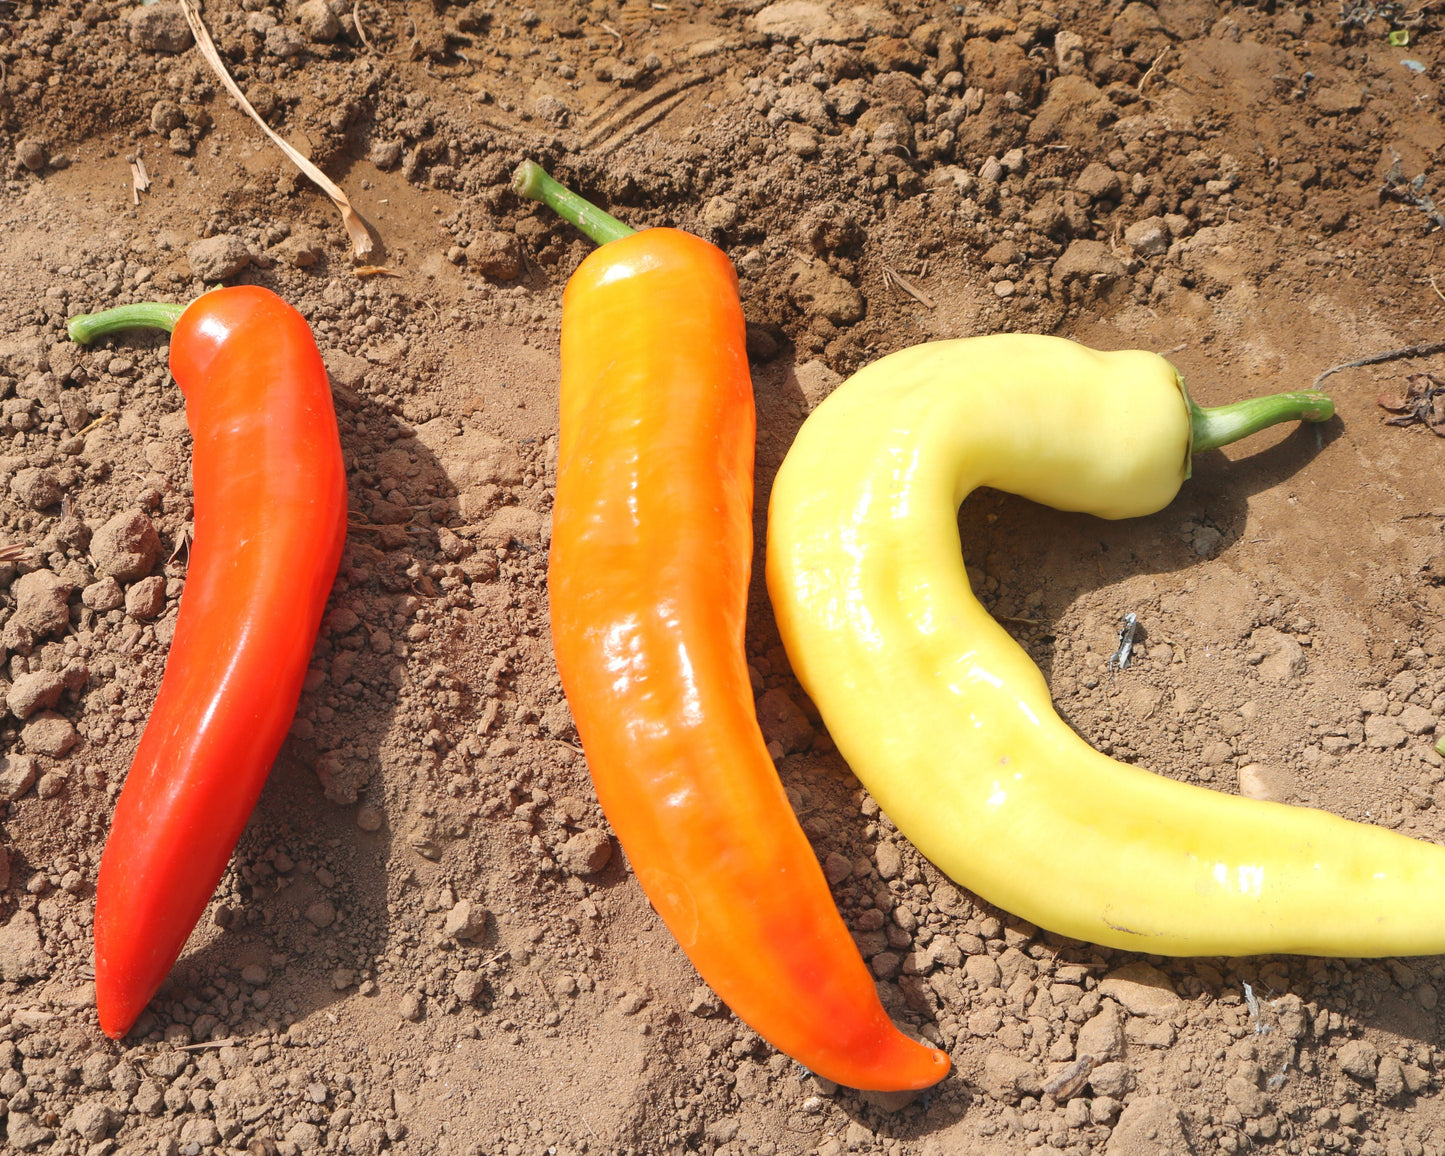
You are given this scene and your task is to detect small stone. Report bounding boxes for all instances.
[874,841,903,880]
[265,24,307,58]
[23,710,79,758]
[82,576,125,612]
[1097,962,1183,1018]
[304,900,336,928]
[1375,1054,1406,1100]
[15,138,48,173]
[1336,1038,1380,1081]
[1076,1002,1126,1061]
[369,140,403,170]
[296,0,341,41]
[1237,763,1296,803]
[467,231,524,280]
[0,909,52,981]
[356,803,384,831]
[993,279,1016,298]
[1364,713,1407,749]
[188,235,254,282]
[125,574,167,620]
[1124,215,1170,257]
[981,1051,1042,1102]
[285,1121,323,1150]
[9,467,63,509]
[452,970,486,1004]
[1075,161,1122,201]
[240,963,268,984]
[1105,1096,1192,1155]
[556,828,612,876]
[66,1099,116,1143]
[125,3,193,52]
[443,898,489,941]
[1224,1074,1269,1118]
[4,1111,55,1151]
[12,569,73,638]
[91,510,160,582]
[150,99,185,134]
[398,991,424,1022]
[7,669,65,720]
[823,851,853,885]
[756,688,814,754]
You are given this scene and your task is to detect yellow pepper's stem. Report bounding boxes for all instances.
[1189,390,1335,453]
[512,160,636,247]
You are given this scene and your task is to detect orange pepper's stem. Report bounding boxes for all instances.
[512,160,636,247]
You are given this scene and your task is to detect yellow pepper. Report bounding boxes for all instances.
[765,334,1445,958]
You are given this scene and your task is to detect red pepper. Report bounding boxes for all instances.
[68,287,348,1039]
[515,162,950,1090]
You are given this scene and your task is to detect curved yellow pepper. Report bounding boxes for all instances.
[765,334,1445,958]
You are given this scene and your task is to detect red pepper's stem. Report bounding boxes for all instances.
[1189,390,1335,453]
[68,302,187,345]
[512,160,636,247]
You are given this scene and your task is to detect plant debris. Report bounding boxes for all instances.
[1378,373,1445,434]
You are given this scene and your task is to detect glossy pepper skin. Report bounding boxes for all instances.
[548,227,949,1090]
[760,334,1445,960]
[78,287,348,1038]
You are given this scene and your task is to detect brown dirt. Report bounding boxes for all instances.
[3,0,1445,1154]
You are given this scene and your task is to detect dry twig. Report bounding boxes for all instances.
[176,0,374,258]
[882,266,936,309]
[1313,339,1445,388]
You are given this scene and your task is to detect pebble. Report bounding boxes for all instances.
[398,991,423,1021]
[7,670,65,720]
[443,898,489,941]
[187,235,254,283]
[304,900,336,928]
[467,232,524,280]
[125,3,194,53]
[1336,1038,1380,1081]
[125,574,167,620]
[92,510,160,582]
[980,1051,1042,1102]
[11,569,73,638]
[22,711,79,758]
[556,828,612,875]
[14,138,48,173]
[9,466,62,510]
[1097,962,1183,1018]
[1076,1003,1126,1063]
[1108,1096,1190,1154]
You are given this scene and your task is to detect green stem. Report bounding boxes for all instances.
[67,301,187,345]
[511,160,636,247]
[1189,390,1336,453]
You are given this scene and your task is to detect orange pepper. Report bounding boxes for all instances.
[517,162,949,1090]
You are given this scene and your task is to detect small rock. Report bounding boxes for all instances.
[9,467,62,509]
[1049,239,1125,299]
[1104,1096,1193,1155]
[980,1051,1042,1102]
[4,1111,56,1151]
[1076,1002,1126,1061]
[1075,161,1122,201]
[1089,1060,1136,1098]
[443,898,489,941]
[274,235,323,269]
[265,24,307,58]
[823,851,853,884]
[1237,762,1296,803]
[1376,1054,1407,1100]
[125,574,167,620]
[82,576,126,612]
[150,99,186,134]
[1124,216,1170,257]
[556,828,612,876]
[304,900,336,928]
[7,669,65,720]
[66,1100,116,1143]
[398,991,424,1022]
[1364,713,1407,749]
[15,138,48,173]
[756,687,814,754]
[453,970,486,1004]
[1098,962,1183,1018]
[356,803,384,831]
[874,841,903,880]
[297,0,341,42]
[1398,703,1436,736]
[1336,1038,1380,1081]
[788,260,865,325]
[188,235,254,282]
[12,569,73,638]
[125,3,194,52]
[467,231,524,280]
[370,140,403,170]
[240,963,268,984]
[0,909,52,981]
[0,754,39,800]
[1224,1074,1269,1118]
[23,711,79,757]
[91,510,160,582]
